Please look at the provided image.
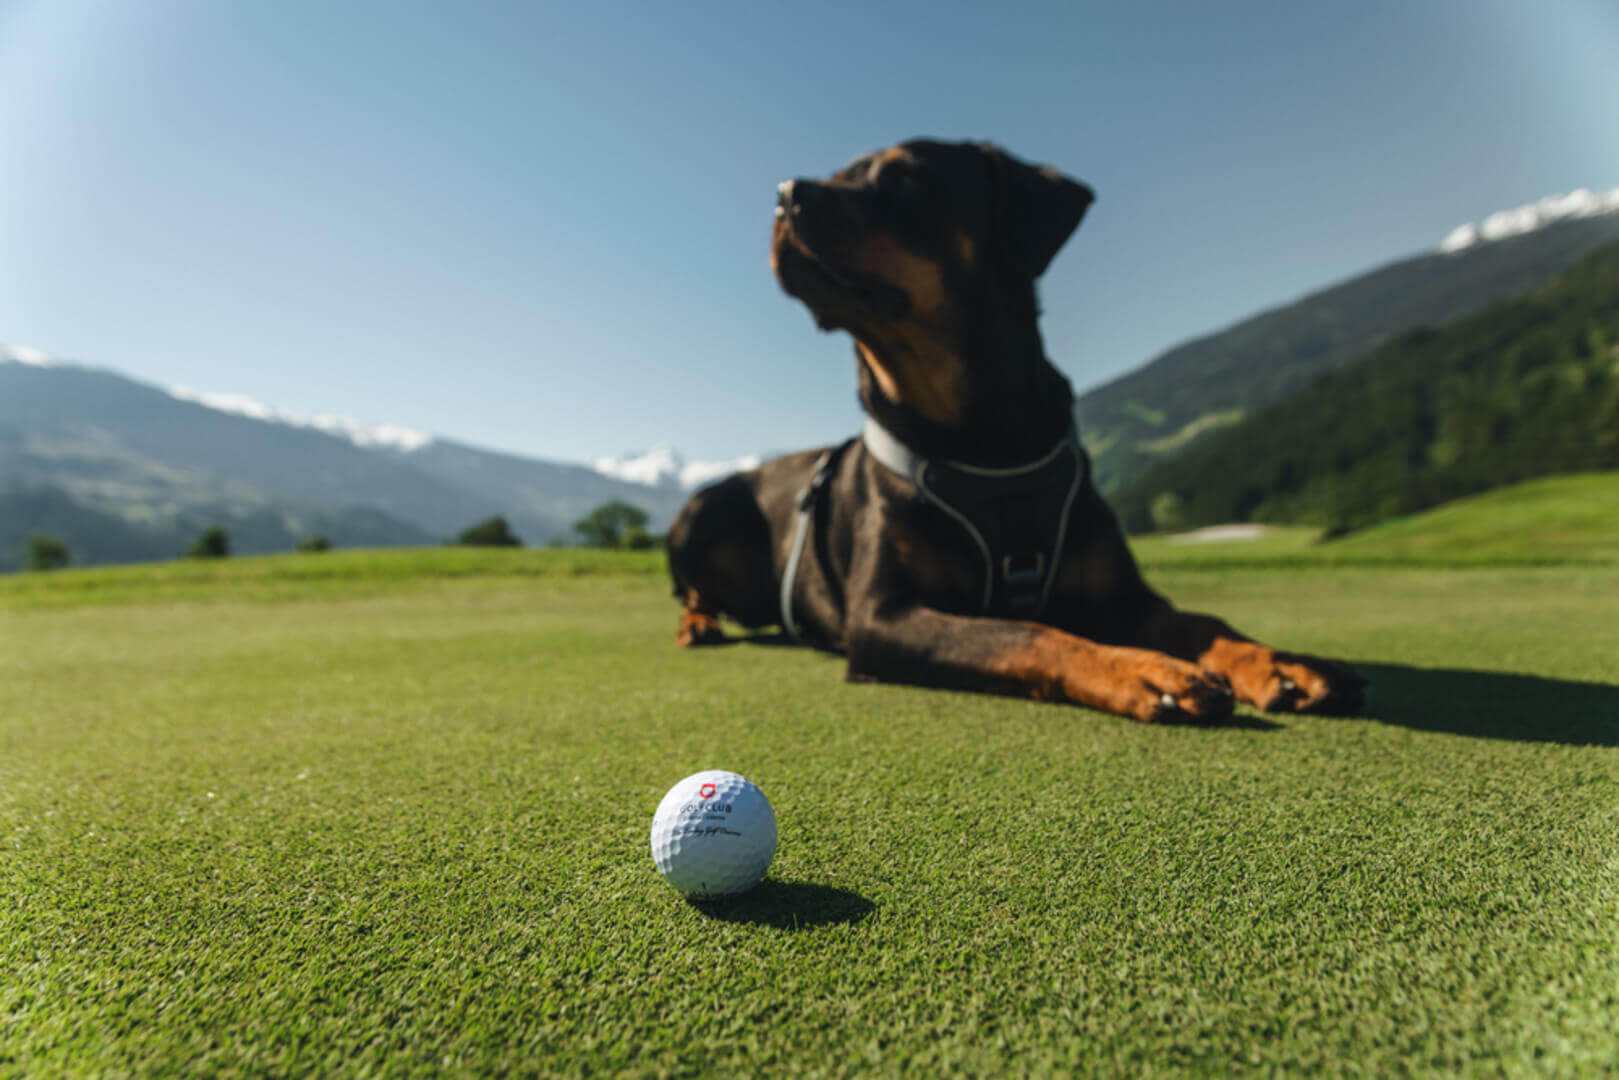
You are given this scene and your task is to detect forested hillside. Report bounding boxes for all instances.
[1075,213,1619,492]
[1111,241,1619,533]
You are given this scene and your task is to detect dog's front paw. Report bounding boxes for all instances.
[676,610,727,648]
[1130,657,1235,725]
[1224,647,1365,715]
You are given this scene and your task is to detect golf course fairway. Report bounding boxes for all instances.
[3,543,1616,1076]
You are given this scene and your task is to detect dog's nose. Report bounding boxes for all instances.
[776,178,818,218]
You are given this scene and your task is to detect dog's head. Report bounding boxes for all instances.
[771,139,1092,444]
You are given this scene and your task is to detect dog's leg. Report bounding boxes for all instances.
[675,588,728,648]
[666,474,779,647]
[1130,606,1365,715]
[846,607,1235,723]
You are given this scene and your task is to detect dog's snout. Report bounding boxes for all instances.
[776,178,819,218]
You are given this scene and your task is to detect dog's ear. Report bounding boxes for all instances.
[985,144,1094,279]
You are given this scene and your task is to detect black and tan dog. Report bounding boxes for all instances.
[666,139,1363,723]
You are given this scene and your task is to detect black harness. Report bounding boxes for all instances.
[781,418,1086,638]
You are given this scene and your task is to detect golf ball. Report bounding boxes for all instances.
[649,770,776,897]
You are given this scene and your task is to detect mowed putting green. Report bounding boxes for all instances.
[2,545,1617,1076]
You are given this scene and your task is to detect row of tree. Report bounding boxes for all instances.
[20,526,330,570]
[18,500,664,572]
[454,501,660,550]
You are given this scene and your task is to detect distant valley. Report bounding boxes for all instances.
[0,357,721,572]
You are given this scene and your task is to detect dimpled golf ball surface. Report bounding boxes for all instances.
[650,770,776,897]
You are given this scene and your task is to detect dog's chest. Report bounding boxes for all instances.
[892,446,1086,620]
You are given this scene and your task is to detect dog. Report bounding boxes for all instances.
[665,139,1364,723]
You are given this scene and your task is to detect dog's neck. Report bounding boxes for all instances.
[854,326,1076,469]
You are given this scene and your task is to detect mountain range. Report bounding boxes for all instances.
[1075,190,1619,492]
[0,357,708,571]
[1108,237,1619,533]
[6,184,1617,570]
[158,373,760,488]
[592,445,765,492]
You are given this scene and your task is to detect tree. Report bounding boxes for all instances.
[456,515,523,547]
[24,534,70,572]
[1148,491,1187,534]
[298,535,332,553]
[622,523,657,551]
[186,526,230,559]
[573,501,651,549]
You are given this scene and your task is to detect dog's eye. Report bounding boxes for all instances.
[877,162,921,195]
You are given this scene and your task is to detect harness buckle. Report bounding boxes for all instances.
[1001,552,1045,586]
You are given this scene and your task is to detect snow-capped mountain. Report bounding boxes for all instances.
[1439,185,1619,253]
[1080,187,1619,492]
[167,385,436,452]
[0,354,697,568]
[4,344,757,495]
[168,378,760,490]
[167,386,759,483]
[592,445,762,491]
[0,343,60,367]
[0,348,436,453]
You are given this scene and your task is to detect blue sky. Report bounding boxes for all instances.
[3,0,1617,464]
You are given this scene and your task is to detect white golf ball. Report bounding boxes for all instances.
[649,770,776,898]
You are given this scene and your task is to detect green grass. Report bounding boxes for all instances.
[1129,525,1325,567]
[1131,470,1619,570]
[1322,471,1619,565]
[3,550,1618,1076]
[0,545,666,609]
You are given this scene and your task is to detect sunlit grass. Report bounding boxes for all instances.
[1136,470,1619,569]
[3,550,1616,1075]
[0,545,665,609]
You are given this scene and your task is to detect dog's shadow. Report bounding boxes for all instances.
[726,639,1617,745]
[1356,662,1619,746]
[687,880,875,930]
[726,630,801,648]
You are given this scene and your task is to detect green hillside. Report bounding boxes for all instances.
[1126,472,1619,569]
[1113,240,1619,533]
[1320,471,1619,565]
[0,484,435,574]
[0,488,179,572]
[1076,212,1619,493]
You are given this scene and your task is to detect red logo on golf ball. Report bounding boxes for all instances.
[698,783,717,799]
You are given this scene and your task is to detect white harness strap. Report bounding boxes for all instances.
[780,450,836,641]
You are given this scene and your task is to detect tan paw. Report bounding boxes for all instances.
[675,610,727,648]
[1228,648,1365,715]
[1132,656,1235,725]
